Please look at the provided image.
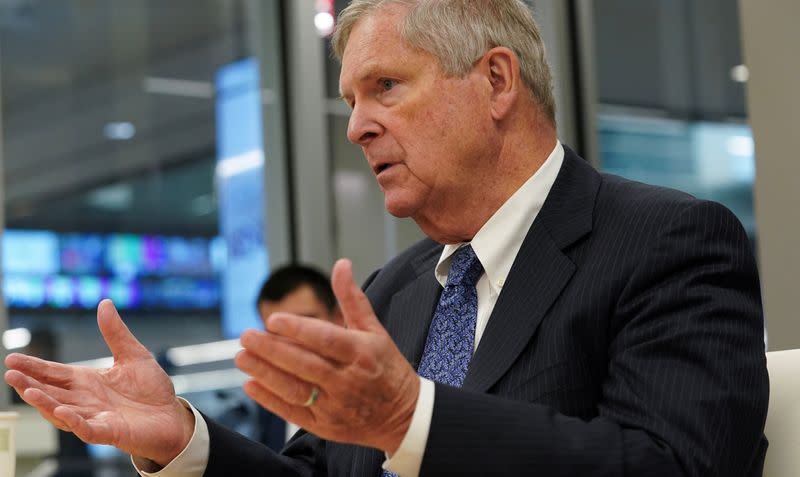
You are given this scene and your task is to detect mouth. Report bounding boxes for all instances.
[371,160,395,176]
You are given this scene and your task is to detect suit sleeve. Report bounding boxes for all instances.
[419,200,768,477]
[203,416,328,477]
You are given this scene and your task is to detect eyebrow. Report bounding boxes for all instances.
[355,63,384,84]
[339,62,385,105]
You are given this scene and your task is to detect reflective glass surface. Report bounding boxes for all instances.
[592,0,755,241]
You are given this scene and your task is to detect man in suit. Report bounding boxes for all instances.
[5,1,768,476]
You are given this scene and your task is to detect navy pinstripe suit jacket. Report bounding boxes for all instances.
[204,146,768,476]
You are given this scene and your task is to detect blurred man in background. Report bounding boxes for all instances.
[256,264,343,328]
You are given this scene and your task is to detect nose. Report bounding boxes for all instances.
[346,103,382,146]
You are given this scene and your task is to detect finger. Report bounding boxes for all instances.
[243,379,315,428]
[20,388,71,430]
[331,259,382,332]
[5,368,36,390]
[5,354,75,387]
[235,349,322,406]
[5,369,79,404]
[240,330,341,381]
[261,315,358,364]
[97,299,152,362]
[53,405,114,446]
[34,392,111,439]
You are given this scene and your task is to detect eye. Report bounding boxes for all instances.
[380,78,397,91]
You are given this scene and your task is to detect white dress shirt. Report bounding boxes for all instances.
[134,141,564,477]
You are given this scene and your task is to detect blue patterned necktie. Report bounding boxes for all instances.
[417,244,484,386]
[382,245,483,477]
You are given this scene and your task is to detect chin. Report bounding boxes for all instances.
[383,196,418,219]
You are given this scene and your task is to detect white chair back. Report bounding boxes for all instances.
[764,349,800,476]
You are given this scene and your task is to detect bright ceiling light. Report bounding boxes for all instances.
[104,121,136,140]
[143,77,214,99]
[166,339,242,367]
[730,64,750,83]
[314,12,335,37]
[314,0,335,37]
[216,150,264,179]
[86,183,133,211]
[3,328,31,350]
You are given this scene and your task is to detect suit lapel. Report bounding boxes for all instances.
[383,258,442,369]
[463,148,601,392]
[348,446,385,477]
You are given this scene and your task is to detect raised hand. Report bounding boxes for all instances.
[4,299,194,466]
[236,259,420,453]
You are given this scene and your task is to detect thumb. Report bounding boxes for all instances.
[331,259,382,333]
[97,299,152,362]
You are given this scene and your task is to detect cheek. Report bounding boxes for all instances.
[409,103,455,147]
[402,111,463,183]
[391,86,478,183]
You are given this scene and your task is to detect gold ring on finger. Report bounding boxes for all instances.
[302,386,320,407]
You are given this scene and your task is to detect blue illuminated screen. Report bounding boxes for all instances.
[3,230,223,311]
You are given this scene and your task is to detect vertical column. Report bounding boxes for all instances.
[533,0,599,164]
[530,1,578,154]
[570,0,600,165]
[283,0,334,269]
[739,0,800,350]
[244,0,293,268]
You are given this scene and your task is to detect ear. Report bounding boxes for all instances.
[479,47,521,120]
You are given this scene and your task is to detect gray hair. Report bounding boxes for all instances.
[331,0,556,123]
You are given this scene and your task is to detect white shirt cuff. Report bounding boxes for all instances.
[382,377,435,477]
[132,397,210,477]
[285,421,301,442]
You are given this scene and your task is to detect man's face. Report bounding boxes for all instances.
[339,5,498,225]
[258,285,340,326]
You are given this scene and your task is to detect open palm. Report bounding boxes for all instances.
[5,299,193,465]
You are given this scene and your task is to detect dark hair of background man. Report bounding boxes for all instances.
[256,265,337,312]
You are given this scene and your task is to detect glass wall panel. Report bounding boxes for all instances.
[591,0,755,239]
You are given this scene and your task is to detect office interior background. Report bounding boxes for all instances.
[0,0,797,475]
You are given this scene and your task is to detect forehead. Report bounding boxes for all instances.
[339,5,426,88]
[261,286,327,312]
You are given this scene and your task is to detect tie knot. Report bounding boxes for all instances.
[446,245,483,288]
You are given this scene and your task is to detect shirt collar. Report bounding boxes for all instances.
[435,141,565,292]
